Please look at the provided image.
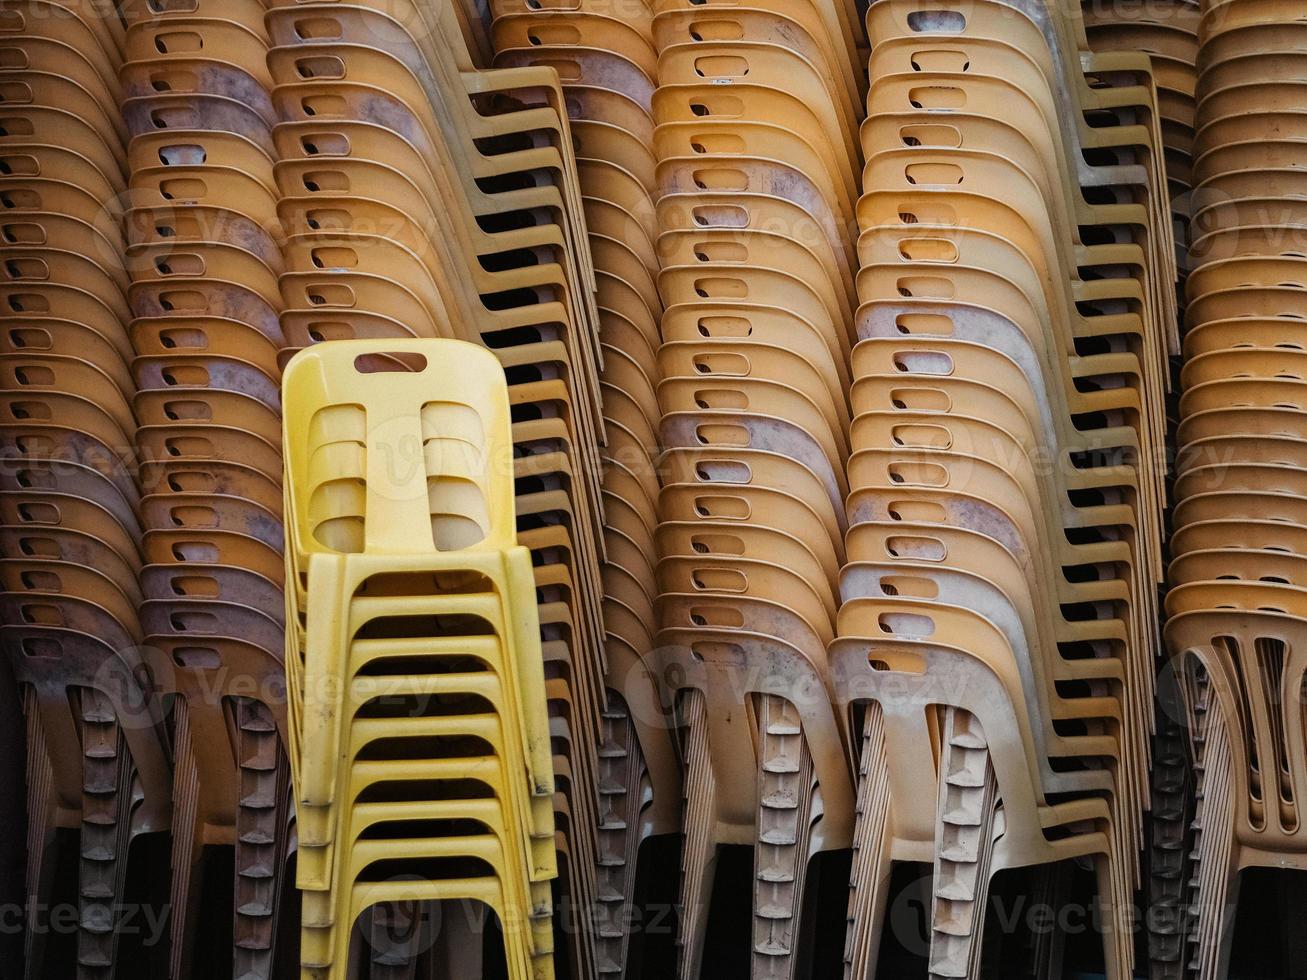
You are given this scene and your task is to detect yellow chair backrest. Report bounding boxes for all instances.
[282,339,517,557]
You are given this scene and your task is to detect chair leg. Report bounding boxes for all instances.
[676,690,717,980]
[234,698,292,980]
[167,699,205,980]
[76,688,133,980]
[22,689,59,980]
[928,709,997,980]
[299,887,341,980]
[843,703,893,980]
[1189,704,1238,980]
[752,695,814,980]
[1148,685,1195,980]
[593,693,646,976]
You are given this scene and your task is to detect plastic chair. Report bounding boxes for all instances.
[281,338,558,980]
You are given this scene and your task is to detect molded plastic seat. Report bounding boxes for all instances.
[282,339,558,979]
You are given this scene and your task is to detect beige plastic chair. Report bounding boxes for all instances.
[104,7,305,973]
[0,30,146,896]
[635,3,871,975]
[0,24,177,973]
[829,3,1177,978]
[1162,1,1307,972]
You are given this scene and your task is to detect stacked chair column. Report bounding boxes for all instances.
[481,0,683,975]
[261,0,608,972]
[114,1,295,975]
[831,1,1175,978]
[647,0,866,975]
[0,3,172,978]
[1079,3,1202,976]
[1166,0,1307,975]
[283,338,560,980]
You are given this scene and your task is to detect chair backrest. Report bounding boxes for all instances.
[282,338,517,557]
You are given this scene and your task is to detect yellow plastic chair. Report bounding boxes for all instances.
[282,340,554,833]
[281,338,556,979]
